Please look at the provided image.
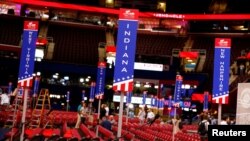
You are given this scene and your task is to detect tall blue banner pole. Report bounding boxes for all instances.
[212,38,231,124]
[95,62,106,118]
[172,74,183,141]
[66,91,70,111]
[173,75,183,119]
[32,76,40,109]
[112,8,139,139]
[168,95,172,119]
[203,91,209,112]
[19,21,39,141]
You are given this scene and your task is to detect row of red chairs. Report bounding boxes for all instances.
[130,127,157,141]
[145,128,173,141]
[112,126,135,140]
[96,125,115,141]
[80,123,96,139]
[175,132,200,141]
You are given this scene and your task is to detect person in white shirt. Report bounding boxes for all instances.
[147,109,155,123]
[105,104,109,117]
[220,115,229,125]
[137,107,146,124]
[0,93,10,105]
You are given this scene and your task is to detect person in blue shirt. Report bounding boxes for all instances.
[100,116,112,131]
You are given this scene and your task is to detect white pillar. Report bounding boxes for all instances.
[117,92,124,138]
[20,88,29,141]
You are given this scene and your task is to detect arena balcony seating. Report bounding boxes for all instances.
[47,21,106,66]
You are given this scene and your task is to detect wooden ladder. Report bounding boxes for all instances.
[4,94,23,128]
[29,88,51,128]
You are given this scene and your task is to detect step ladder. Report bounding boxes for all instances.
[29,88,51,128]
[4,88,25,128]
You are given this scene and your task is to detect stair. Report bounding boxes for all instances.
[29,89,51,128]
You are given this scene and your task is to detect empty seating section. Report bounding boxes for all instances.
[0,15,23,46]
[47,22,106,65]
[191,36,214,73]
[24,128,43,139]
[62,122,72,139]
[112,126,134,140]
[70,128,82,140]
[231,38,250,62]
[138,18,159,29]
[97,125,115,140]
[80,124,96,138]
[2,110,203,141]
[136,33,187,56]
[4,128,19,139]
[49,110,77,126]
[111,118,201,141]
[191,36,249,72]
[42,128,61,138]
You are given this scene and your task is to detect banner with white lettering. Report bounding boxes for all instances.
[89,82,96,102]
[212,38,231,104]
[113,95,191,108]
[208,125,250,140]
[95,62,106,99]
[203,91,209,112]
[113,9,139,93]
[18,21,39,87]
[174,75,183,104]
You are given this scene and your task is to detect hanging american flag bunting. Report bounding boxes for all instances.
[82,90,85,102]
[113,9,139,93]
[174,75,183,105]
[212,38,231,104]
[95,62,106,99]
[18,21,39,88]
[203,91,209,111]
[89,82,96,102]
